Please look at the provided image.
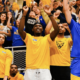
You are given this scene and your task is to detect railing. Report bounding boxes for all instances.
[5,46,26,71]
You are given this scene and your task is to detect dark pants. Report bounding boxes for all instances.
[0,78,8,80]
[50,66,70,80]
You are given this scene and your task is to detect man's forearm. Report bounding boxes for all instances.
[18,13,26,34]
[49,15,58,32]
[63,0,68,10]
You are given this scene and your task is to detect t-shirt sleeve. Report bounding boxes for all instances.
[5,49,13,76]
[47,34,56,48]
[23,33,31,44]
[6,26,10,30]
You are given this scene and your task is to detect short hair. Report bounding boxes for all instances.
[11,64,18,69]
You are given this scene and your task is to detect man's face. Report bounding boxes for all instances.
[29,11,36,18]
[53,1,59,9]
[58,24,65,34]
[32,24,43,34]
[10,65,18,75]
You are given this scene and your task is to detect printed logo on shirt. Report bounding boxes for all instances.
[2,51,6,54]
[33,38,37,41]
[14,30,19,35]
[56,41,64,49]
[27,19,36,25]
[0,25,4,31]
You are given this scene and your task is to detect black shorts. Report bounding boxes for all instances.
[0,78,8,80]
[50,66,70,80]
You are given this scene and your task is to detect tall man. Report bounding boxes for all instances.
[63,0,80,80]
[18,4,59,80]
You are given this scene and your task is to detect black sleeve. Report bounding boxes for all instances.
[23,1,26,7]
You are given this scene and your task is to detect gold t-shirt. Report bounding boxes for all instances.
[24,33,53,69]
[0,48,13,78]
[50,37,72,66]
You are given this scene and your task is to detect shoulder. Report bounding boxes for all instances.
[5,49,13,56]
[18,73,24,79]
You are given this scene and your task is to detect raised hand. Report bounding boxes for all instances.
[8,15,12,19]
[43,0,54,15]
[44,5,52,16]
[63,23,71,33]
[39,1,43,10]
[23,6,29,16]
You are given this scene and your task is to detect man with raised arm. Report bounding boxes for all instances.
[18,4,59,80]
[63,0,80,80]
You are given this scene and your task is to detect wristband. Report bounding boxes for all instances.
[49,13,53,17]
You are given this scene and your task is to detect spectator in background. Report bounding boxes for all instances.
[8,64,23,80]
[34,8,46,36]
[0,12,11,47]
[0,12,11,36]
[0,34,13,80]
[5,11,14,47]
[7,16,25,46]
[50,23,72,80]
[0,0,4,12]
[22,0,37,35]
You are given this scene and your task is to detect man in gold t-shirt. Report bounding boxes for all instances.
[18,4,59,80]
[8,64,24,80]
[50,23,73,80]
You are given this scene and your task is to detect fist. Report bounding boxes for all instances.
[23,6,29,13]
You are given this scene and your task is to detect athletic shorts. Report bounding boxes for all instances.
[0,78,8,80]
[70,57,80,77]
[71,74,80,80]
[24,69,52,80]
[50,66,70,80]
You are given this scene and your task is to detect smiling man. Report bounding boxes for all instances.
[18,4,59,80]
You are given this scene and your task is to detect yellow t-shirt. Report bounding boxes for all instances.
[71,74,80,80]
[41,0,51,6]
[24,33,53,69]
[0,48,13,78]
[9,72,23,80]
[50,37,72,66]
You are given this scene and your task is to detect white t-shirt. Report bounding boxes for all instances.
[0,23,10,36]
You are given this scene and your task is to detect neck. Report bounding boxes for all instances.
[1,20,5,24]
[34,33,42,37]
[57,33,64,38]
[0,45,3,48]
